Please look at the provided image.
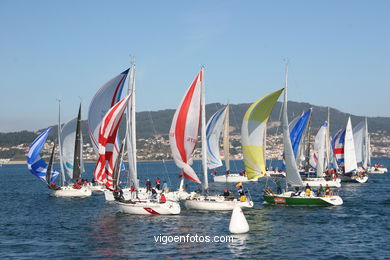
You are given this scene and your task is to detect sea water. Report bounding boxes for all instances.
[1,159,389,259]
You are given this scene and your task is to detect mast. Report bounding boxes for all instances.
[223,105,230,174]
[325,107,330,168]
[284,62,288,192]
[57,99,65,186]
[304,111,313,172]
[126,59,138,189]
[201,67,208,193]
[364,117,370,168]
[72,104,82,180]
[46,144,56,185]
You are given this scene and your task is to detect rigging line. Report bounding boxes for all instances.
[146,109,172,186]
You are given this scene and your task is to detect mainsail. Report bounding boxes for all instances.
[344,117,357,173]
[27,128,59,184]
[169,70,203,184]
[206,106,228,169]
[241,89,283,180]
[281,64,303,187]
[353,118,370,168]
[94,94,131,189]
[310,121,328,177]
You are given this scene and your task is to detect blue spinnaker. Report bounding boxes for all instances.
[27,128,59,184]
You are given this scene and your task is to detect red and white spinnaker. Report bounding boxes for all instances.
[94,94,131,189]
[169,70,203,183]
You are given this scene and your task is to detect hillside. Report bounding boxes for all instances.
[1,100,389,146]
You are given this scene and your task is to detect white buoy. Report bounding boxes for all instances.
[229,206,249,234]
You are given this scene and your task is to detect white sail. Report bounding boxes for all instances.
[206,106,227,169]
[87,69,129,155]
[282,64,303,187]
[60,117,84,180]
[366,119,371,167]
[353,120,365,165]
[223,105,230,173]
[126,63,138,189]
[310,122,327,177]
[344,117,358,173]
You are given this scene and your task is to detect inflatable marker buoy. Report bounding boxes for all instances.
[229,206,249,234]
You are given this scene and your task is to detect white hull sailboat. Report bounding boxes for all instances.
[368,166,387,174]
[55,103,92,197]
[92,64,180,215]
[184,194,253,211]
[263,63,342,206]
[116,199,180,215]
[169,68,253,211]
[213,174,258,183]
[339,117,369,184]
[50,186,92,197]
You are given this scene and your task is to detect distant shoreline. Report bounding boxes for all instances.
[4,158,389,165]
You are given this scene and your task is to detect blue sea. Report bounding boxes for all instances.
[1,158,389,259]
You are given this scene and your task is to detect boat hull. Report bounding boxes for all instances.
[368,167,387,174]
[184,195,254,211]
[339,174,368,183]
[302,178,341,188]
[50,186,92,197]
[213,174,258,183]
[263,192,343,206]
[116,200,181,215]
[104,188,189,202]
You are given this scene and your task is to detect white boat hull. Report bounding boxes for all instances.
[213,174,258,183]
[88,183,107,193]
[184,194,254,211]
[104,188,189,202]
[265,171,286,178]
[50,186,92,197]
[368,166,387,174]
[116,200,181,215]
[302,178,341,188]
[339,174,368,183]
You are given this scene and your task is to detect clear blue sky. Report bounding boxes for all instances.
[0,0,389,132]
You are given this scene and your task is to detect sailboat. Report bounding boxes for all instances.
[354,118,387,174]
[263,63,343,206]
[51,104,92,197]
[94,94,180,215]
[88,69,129,194]
[305,120,341,188]
[27,128,60,188]
[170,68,253,211]
[208,105,258,183]
[336,117,368,183]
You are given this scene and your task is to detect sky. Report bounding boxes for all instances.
[0,0,389,132]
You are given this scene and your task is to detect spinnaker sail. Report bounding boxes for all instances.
[27,128,59,184]
[241,89,283,180]
[169,70,203,184]
[206,106,228,169]
[94,94,131,189]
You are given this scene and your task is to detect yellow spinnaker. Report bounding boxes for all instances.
[241,88,284,179]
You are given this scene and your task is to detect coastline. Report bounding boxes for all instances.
[4,157,389,165]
